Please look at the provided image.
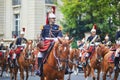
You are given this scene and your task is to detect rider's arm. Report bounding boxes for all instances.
[40,25,45,40]
[57,26,63,37]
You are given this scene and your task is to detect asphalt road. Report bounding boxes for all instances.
[0,71,120,80]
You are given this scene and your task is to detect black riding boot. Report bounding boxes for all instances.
[114,57,119,71]
[13,59,16,67]
[36,57,43,76]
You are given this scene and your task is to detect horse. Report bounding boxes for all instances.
[17,40,35,80]
[0,46,9,77]
[67,48,80,80]
[38,38,73,80]
[80,44,102,80]
[96,44,114,80]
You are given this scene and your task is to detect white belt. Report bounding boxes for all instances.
[90,44,94,46]
[0,50,6,53]
[45,37,58,41]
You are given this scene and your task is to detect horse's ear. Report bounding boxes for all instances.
[98,44,101,47]
[58,37,63,44]
[68,38,74,44]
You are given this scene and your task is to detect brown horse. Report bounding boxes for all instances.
[40,38,73,80]
[0,46,9,77]
[67,48,80,80]
[18,40,35,80]
[81,49,92,80]
[80,45,102,80]
[96,44,114,80]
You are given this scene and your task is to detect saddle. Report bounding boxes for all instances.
[0,51,3,57]
[108,52,115,63]
[37,40,55,63]
[15,46,24,54]
[87,46,95,59]
[9,49,15,55]
[0,50,6,57]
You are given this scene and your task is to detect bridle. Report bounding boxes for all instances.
[47,42,70,71]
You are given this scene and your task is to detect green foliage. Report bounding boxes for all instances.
[60,0,120,45]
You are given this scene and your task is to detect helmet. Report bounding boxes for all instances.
[91,24,97,32]
[105,35,109,40]
[81,38,85,43]
[20,31,25,35]
[91,28,96,32]
[48,12,56,18]
[0,41,4,44]
[116,38,120,45]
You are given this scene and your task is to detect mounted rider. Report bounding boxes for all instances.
[86,24,101,62]
[0,40,6,58]
[114,27,120,71]
[102,34,111,48]
[36,12,63,76]
[12,31,27,67]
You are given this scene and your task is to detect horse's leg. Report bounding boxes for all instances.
[26,68,29,80]
[20,67,24,80]
[67,74,71,80]
[97,68,101,80]
[90,67,96,80]
[5,64,9,77]
[114,71,119,80]
[83,67,88,80]
[103,68,109,80]
[14,67,18,80]
[86,65,91,77]
[59,78,64,80]
[0,65,6,77]
[0,67,3,77]
[40,77,43,80]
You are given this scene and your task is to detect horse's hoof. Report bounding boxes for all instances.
[85,77,89,80]
[12,77,14,79]
[0,75,2,77]
[93,77,95,80]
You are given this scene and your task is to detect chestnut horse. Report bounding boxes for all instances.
[96,44,114,80]
[80,45,102,80]
[67,48,80,80]
[18,40,35,80]
[0,50,7,77]
[40,38,73,80]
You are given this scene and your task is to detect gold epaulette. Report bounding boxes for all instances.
[59,26,63,30]
[40,25,44,30]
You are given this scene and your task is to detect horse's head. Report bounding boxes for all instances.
[53,37,73,71]
[96,43,109,57]
[70,48,80,62]
[23,40,34,58]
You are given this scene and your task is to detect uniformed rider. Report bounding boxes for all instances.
[13,31,27,67]
[86,24,101,63]
[36,12,63,76]
[114,28,120,71]
[102,34,111,48]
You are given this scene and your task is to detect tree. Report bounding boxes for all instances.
[60,0,118,45]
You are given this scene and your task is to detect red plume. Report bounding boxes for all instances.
[22,28,25,32]
[93,24,97,29]
[46,12,49,24]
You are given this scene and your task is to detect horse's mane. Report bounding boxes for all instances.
[98,44,110,57]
